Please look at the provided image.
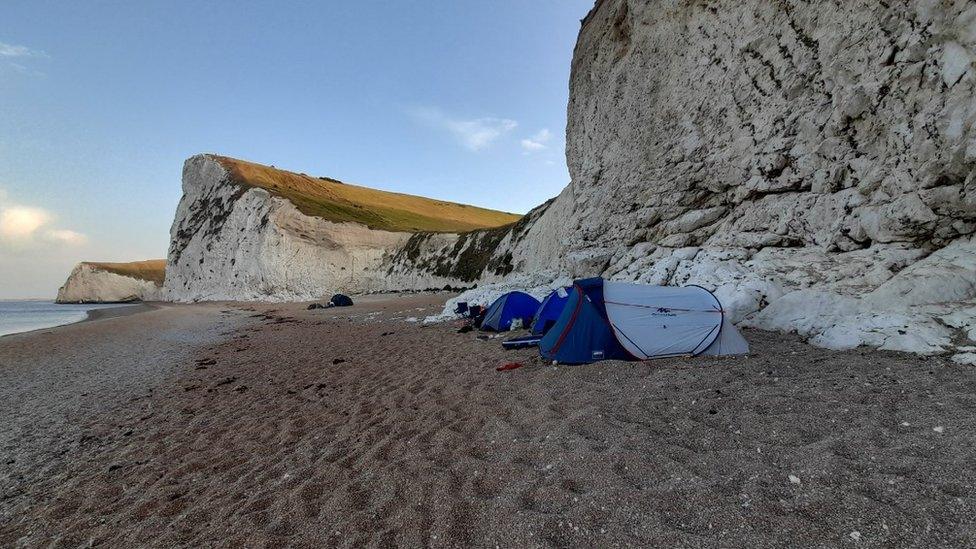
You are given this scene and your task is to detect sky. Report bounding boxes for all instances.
[0,0,594,299]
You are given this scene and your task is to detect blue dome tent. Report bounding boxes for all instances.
[539,279,631,363]
[481,291,541,332]
[531,287,571,336]
[539,278,748,364]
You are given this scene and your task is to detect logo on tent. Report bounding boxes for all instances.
[652,307,676,317]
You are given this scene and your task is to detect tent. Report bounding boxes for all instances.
[481,291,541,331]
[539,278,748,364]
[497,288,572,350]
[330,294,354,307]
[531,287,571,336]
[538,278,631,363]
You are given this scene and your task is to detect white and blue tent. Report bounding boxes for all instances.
[539,278,748,364]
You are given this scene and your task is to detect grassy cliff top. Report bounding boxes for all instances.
[213,156,522,233]
[84,260,167,285]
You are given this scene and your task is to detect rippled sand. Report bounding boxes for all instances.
[2,295,974,547]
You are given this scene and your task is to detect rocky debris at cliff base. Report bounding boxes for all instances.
[431,239,976,359]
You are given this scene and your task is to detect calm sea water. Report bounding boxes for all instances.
[0,301,133,337]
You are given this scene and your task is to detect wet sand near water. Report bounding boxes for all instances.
[1,294,975,547]
[84,302,157,322]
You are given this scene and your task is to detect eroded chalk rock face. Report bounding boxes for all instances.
[164,155,490,301]
[463,0,976,361]
[57,262,164,303]
[382,198,556,289]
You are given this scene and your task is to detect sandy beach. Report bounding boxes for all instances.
[1,293,975,548]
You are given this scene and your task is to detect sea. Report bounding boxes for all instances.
[0,300,133,337]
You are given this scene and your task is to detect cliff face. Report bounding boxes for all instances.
[164,155,519,301]
[56,260,165,303]
[383,198,556,286]
[146,1,976,360]
[472,0,976,360]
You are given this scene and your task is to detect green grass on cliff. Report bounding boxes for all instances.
[214,156,522,233]
[86,260,167,285]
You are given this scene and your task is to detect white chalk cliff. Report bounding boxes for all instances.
[56,261,165,303]
[453,0,976,362]
[159,0,976,361]
[163,155,518,301]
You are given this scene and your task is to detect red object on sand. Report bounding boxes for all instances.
[496,362,523,372]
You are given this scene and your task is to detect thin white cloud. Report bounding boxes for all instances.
[0,41,47,58]
[409,107,518,151]
[45,229,88,245]
[521,129,553,152]
[0,189,86,248]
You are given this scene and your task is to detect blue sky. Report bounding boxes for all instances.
[0,0,593,298]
